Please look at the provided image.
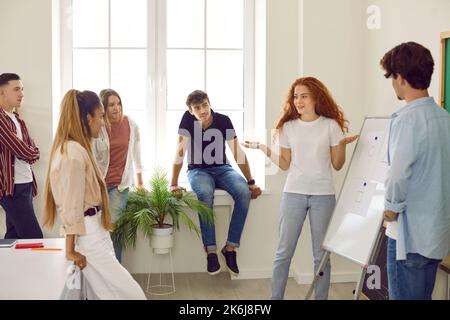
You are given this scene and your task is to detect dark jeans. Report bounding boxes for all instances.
[187,165,251,251]
[0,183,43,239]
[387,237,441,300]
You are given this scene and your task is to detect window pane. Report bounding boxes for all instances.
[111,50,147,110]
[73,49,109,93]
[125,110,147,137]
[111,0,147,47]
[165,110,189,184]
[206,50,243,109]
[124,109,152,179]
[225,111,244,140]
[167,0,204,48]
[222,111,243,175]
[73,0,108,47]
[166,50,205,110]
[207,0,243,49]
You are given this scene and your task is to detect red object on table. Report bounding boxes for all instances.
[15,243,44,249]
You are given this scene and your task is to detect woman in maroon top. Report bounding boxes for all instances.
[92,89,143,263]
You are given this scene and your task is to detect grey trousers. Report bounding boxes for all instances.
[271,192,335,300]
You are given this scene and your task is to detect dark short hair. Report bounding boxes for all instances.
[380,42,434,90]
[186,90,210,108]
[76,90,102,136]
[0,73,21,87]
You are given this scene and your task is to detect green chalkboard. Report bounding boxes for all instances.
[445,38,450,112]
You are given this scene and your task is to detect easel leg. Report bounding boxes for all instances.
[354,225,385,300]
[305,251,330,300]
[353,268,368,300]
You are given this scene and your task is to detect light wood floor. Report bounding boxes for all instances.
[132,273,357,300]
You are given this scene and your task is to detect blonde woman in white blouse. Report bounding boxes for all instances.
[43,89,146,300]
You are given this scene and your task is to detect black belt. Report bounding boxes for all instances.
[84,206,101,217]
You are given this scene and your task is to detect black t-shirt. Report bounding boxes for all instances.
[178,110,237,170]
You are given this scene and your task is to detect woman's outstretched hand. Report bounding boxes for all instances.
[339,135,359,146]
[241,141,261,149]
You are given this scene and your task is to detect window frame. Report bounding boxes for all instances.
[59,0,264,188]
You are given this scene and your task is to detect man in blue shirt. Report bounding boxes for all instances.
[380,42,450,300]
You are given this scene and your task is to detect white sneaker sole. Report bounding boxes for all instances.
[208,267,221,276]
[224,265,239,277]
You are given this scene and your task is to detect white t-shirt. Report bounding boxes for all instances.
[279,116,344,195]
[5,111,33,184]
[385,221,398,240]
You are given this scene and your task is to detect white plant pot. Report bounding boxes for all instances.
[151,224,174,254]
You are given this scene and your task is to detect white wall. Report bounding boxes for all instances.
[362,0,450,116]
[0,0,54,236]
[299,0,450,299]
[1,0,448,299]
[360,0,450,300]
[125,0,301,279]
[292,0,368,284]
[0,0,304,281]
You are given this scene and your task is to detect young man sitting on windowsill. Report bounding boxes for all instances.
[170,90,262,276]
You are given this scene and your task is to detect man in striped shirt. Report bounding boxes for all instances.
[0,73,43,239]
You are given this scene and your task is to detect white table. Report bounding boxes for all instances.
[0,238,72,300]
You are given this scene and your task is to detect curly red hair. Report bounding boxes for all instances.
[275,77,348,136]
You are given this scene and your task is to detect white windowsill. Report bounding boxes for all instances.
[191,188,272,206]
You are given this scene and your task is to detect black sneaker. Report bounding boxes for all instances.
[221,247,239,276]
[207,253,221,275]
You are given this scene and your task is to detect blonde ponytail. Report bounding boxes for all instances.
[44,90,112,231]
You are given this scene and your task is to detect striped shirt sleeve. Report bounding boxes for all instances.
[0,114,39,162]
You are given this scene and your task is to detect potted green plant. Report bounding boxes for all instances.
[112,168,214,254]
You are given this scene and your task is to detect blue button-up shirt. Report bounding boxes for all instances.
[385,97,450,260]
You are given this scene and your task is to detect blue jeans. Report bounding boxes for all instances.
[271,192,335,300]
[187,165,251,251]
[108,186,129,263]
[0,183,43,239]
[386,237,399,300]
[387,238,441,300]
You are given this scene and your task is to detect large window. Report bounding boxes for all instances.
[60,0,263,187]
